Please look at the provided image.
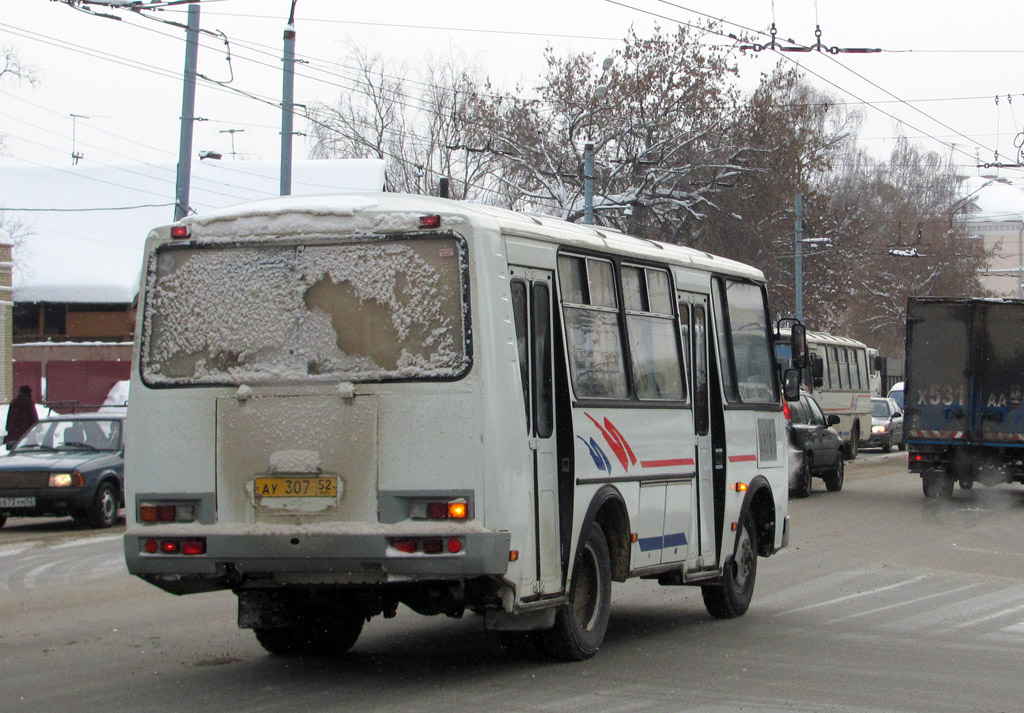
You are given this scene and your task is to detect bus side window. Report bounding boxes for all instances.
[531,282,553,438]
[558,254,628,399]
[693,306,710,436]
[622,265,684,401]
[511,280,531,428]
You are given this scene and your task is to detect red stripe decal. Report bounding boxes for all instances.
[640,458,695,468]
[728,454,757,463]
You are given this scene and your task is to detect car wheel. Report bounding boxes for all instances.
[255,613,364,657]
[702,511,757,619]
[87,482,119,529]
[958,478,973,490]
[898,438,906,452]
[0,514,6,529]
[794,454,812,498]
[539,521,612,661]
[881,435,892,453]
[824,451,845,492]
[844,426,859,460]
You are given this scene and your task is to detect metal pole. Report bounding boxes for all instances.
[584,142,594,224]
[174,4,200,221]
[795,193,804,322]
[280,1,298,196]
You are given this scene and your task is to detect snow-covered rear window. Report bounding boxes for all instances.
[141,235,469,385]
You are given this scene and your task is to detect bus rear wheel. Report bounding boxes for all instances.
[702,512,758,619]
[844,426,859,460]
[539,521,611,661]
[254,612,364,657]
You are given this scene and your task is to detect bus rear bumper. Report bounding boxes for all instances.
[124,525,512,595]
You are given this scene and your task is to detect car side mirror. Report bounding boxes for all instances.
[782,369,801,402]
[826,414,840,427]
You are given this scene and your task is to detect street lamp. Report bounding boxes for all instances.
[583,56,614,225]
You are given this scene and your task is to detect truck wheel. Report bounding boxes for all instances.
[844,426,859,460]
[87,482,119,529]
[539,521,611,661]
[255,612,364,657]
[922,473,954,499]
[702,512,757,619]
[824,453,845,492]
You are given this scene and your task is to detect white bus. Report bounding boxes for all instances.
[777,330,872,459]
[123,192,802,660]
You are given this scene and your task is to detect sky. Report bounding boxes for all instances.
[4,1,1024,194]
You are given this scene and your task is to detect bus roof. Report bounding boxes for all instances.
[173,191,765,283]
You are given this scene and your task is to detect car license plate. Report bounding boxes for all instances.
[0,496,36,508]
[253,477,337,498]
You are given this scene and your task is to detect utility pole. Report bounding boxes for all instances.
[795,193,804,322]
[583,142,595,224]
[174,3,200,221]
[280,0,298,196]
[69,113,90,165]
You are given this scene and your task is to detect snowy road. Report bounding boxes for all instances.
[2,452,1023,713]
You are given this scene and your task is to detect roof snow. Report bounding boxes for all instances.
[959,175,1024,222]
[0,159,385,303]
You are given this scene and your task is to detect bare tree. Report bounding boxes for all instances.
[307,48,501,200]
[462,24,750,240]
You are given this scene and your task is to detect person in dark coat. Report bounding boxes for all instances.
[5,385,39,448]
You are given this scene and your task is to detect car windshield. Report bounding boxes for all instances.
[871,399,890,418]
[15,419,122,452]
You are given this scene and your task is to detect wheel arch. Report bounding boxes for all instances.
[577,485,631,582]
[739,476,776,558]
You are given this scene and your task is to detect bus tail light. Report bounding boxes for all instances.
[389,537,464,555]
[139,502,196,523]
[143,538,207,555]
[411,498,469,520]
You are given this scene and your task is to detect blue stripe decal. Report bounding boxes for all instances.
[663,532,687,548]
[638,536,663,552]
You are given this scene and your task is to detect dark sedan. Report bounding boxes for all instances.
[862,397,904,452]
[788,392,845,498]
[0,414,125,529]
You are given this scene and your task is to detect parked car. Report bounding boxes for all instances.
[887,381,904,409]
[863,397,904,452]
[787,392,845,498]
[0,413,125,529]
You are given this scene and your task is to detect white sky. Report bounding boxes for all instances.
[3,0,1024,188]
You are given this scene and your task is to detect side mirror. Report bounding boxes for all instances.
[811,354,824,379]
[790,324,807,370]
[826,414,840,427]
[783,369,801,402]
[874,355,885,372]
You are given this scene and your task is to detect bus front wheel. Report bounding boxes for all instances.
[702,512,758,619]
[540,521,612,661]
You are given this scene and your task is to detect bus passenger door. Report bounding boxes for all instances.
[510,268,562,596]
[679,292,717,563]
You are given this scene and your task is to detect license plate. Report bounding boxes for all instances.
[253,477,337,498]
[0,496,36,508]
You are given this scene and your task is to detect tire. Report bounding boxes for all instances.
[539,521,612,661]
[959,478,974,490]
[0,514,6,529]
[87,482,119,529]
[824,452,845,492]
[922,472,954,499]
[844,426,859,460]
[794,454,812,498]
[881,436,892,453]
[702,512,757,619]
[255,612,364,657]
[898,438,906,452]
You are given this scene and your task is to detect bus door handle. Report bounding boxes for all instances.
[714,448,724,468]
